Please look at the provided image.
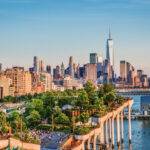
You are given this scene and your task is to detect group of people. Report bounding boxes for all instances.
[40,131,69,148]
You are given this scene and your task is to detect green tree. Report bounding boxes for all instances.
[84,80,96,94]
[103,91,116,106]
[0,111,8,133]
[103,84,115,94]
[26,110,41,128]
[54,113,70,125]
[76,90,89,109]
[7,111,26,133]
[84,81,98,105]
[2,96,15,102]
[25,99,44,116]
[78,112,89,125]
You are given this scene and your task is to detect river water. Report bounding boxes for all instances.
[113,95,150,150]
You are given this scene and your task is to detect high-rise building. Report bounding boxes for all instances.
[0,75,12,98]
[103,59,112,83]
[90,53,98,64]
[39,60,44,72]
[24,71,32,94]
[84,64,97,83]
[120,60,132,83]
[75,64,80,78]
[69,56,74,77]
[0,63,2,72]
[141,75,148,87]
[5,67,32,96]
[79,66,85,78]
[126,62,132,83]
[61,62,65,78]
[33,56,39,73]
[106,29,114,67]
[137,70,143,79]
[46,65,51,74]
[53,65,61,79]
[128,66,136,86]
[120,61,127,81]
[40,72,52,91]
[63,75,83,90]
[97,62,103,78]
[5,67,25,95]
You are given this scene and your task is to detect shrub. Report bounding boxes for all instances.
[74,126,91,135]
[36,124,52,131]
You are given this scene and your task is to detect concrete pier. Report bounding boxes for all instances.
[71,99,133,150]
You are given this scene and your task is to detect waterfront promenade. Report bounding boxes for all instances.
[63,99,133,150]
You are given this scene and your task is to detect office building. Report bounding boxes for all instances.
[40,72,52,92]
[33,56,39,73]
[24,71,32,94]
[90,53,98,64]
[103,59,112,84]
[46,65,51,74]
[137,70,143,79]
[63,75,83,90]
[106,29,114,67]
[0,75,12,98]
[39,60,44,72]
[0,63,2,72]
[5,67,32,96]
[53,65,61,79]
[84,64,97,83]
[61,62,65,78]
[68,56,74,77]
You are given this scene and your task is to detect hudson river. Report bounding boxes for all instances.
[114,95,150,150]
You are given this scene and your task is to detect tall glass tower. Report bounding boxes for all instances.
[33,56,39,73]
[106,29,114,67]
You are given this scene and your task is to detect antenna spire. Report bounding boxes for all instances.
[109,26,111,39]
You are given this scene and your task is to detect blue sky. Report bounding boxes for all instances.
[0,0,150,75]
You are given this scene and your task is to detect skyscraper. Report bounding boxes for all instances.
[84,64,97,83]
[106,29,114,67]
[61,62,65,78]
[53,65,61,79]
[103,59,112,84]
[69,56,74,77]
[90,53,98,64]
[33,56,39,73]
[39,60,44,72]
[0,63,2,72]
[137,70,143,79]
[120,60,127,82]
[46,65,51,74]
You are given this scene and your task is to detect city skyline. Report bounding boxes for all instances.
[0,0,150,75]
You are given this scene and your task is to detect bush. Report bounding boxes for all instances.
[55,125,71,133]
[78,112,89,124]
[74,126,91,135]
[54,113,70,125]
[36,124,52,131]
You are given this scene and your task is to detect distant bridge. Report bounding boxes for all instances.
[116,88,150,96]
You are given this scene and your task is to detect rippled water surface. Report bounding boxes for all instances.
[113,95,150,150]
